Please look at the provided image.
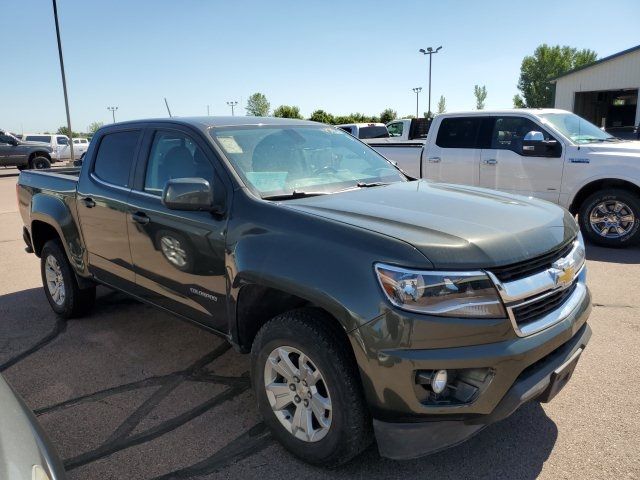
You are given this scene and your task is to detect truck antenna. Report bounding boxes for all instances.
[164,98,172,117]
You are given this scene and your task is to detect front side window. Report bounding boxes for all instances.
[436,117,481,148]
[539,112,617,144]
[57,136,69,145]
[387,122,403,137]
[210,125,406,198]
[93,130,141,187]
[144,131,214,196]
[491,117,554,152]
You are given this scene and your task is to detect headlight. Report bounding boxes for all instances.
[374,263,506,318]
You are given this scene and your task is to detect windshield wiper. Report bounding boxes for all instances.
[356,181,389,188]
[262,190,328,200]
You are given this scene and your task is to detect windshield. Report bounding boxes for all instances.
[210,125,406,198]
[539,112,617,144]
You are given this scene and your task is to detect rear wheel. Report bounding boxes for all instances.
[40,240,95,318]
[30,156,51,170]
[251,309,372,466]
[579,189,640,247]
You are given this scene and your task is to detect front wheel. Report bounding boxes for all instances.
[251,309,372,467]
[579,189,640,247]
[41,240,96,318]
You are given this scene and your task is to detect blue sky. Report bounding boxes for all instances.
[2,0,639,133]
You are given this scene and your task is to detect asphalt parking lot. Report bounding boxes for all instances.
[1,174,639,480]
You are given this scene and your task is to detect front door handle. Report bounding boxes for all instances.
[483,158,497,165]
[428,156,441,163]
[131,212,150,225]
[81,197,95,208]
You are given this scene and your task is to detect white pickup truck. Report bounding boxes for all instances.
[371,109,640,248]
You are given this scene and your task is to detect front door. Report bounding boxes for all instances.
[56,136,71,161]
[76,128,143,285]
[479,116,564,203]
[127,127,228,331]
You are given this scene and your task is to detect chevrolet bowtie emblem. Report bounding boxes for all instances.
[551,257,575,288]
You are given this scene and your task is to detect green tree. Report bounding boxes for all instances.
[436,95,446,114]
[515,44,597,107]
[56,126,79,138]
[403,115,416,119]
[513,94,526,108]
[273,105,303,119]
[474,85,487,110]
[245,92,270,116]
[379,108,397,124]
[309,109,335,124]
[424,111,433,119]
[88,121,104,134]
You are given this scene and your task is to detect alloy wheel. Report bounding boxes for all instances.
[589,200,636,238]
[45,255,66,306]
[264,346,332,442]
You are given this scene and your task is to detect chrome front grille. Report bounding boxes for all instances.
[490,241,574,283]
[511,283,578,327]
[487,236,587,337]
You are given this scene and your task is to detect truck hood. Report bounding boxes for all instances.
[286,181,577,269]
[586,140,640,157]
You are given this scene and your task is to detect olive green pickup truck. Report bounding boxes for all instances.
[17,117,591,465]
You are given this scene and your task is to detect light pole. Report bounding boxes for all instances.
[419,46,442,118]
[207,104,210,116]
[412,87,422,118]
[107,106,118,123]
[52,0,74,163]
[226,101,238,116]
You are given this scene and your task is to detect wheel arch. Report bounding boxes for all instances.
[233,281,353,354]
[569,178,640,214]
[28,150,52,162]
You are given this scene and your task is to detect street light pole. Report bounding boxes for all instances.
[207,104,210,116]
[226,101,238,116]
[52,0,74,163]
[412,87,422,118]
[107,106,118,123]
[419,46,442,118]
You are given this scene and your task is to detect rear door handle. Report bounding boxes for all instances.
[81,197,95,208]
[428,156,441,163]
[131,212,150,225]
[483,158,497,165]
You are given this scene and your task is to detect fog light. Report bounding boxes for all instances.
[432,369,448,394]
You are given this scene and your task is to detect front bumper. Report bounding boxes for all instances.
[373,321,590,459]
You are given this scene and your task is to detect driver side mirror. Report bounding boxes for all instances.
[521,131,561,158]
[162,177,216,212]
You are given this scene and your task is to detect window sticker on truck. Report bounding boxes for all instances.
[569,158,590,164]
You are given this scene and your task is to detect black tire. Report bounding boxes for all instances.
[578,189,640,248]
[40,240,96,318]
[251,308,372,467]
[30,156,51,170]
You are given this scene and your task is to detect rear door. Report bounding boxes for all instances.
[479,115,564,202]
[126,125,229,332]
[76,128,143,286]
[424,116,483,186]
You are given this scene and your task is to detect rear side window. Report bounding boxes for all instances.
[93,130,141,187]
[436,117,481,148]
[25,135,51,143]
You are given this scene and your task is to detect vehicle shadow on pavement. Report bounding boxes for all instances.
[585,243,640,264]
[1,285,558,479]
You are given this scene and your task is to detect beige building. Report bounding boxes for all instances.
[552,45,640,129]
